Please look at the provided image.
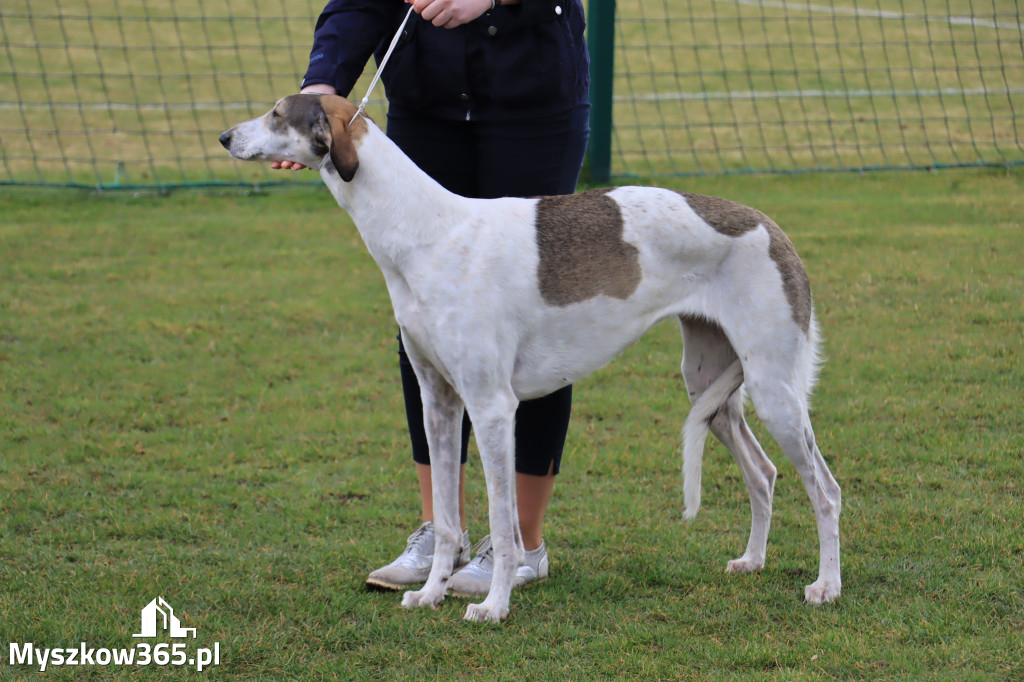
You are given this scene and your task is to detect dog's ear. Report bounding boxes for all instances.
[311,110,332,156]
[326,113,359,182]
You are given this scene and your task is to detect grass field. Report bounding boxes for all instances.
[1,167,1021,679]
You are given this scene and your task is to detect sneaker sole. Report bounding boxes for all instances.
[365,576,420,592]
[365,559,471,592]
[447,575,547,599]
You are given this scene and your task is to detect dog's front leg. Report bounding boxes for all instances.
[400,363,464,613]
[463,390,522,624]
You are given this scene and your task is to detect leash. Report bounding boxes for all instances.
[349,5,415,125]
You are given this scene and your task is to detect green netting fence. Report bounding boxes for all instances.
[593,0,1024,180]
[1,0,1022,190]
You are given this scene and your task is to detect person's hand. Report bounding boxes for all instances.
[270,84,338,171]
[408,0,492,29]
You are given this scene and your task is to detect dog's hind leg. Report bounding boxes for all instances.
[798,427,842,604]
[680,317,778,574]
[712,396,778,573]
[400,362,466,612]
[461,388,522,624]
[743,346,842,604]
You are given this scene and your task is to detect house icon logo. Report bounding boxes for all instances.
[132,597,196,639]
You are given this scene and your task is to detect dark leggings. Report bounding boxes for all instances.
[387,104,590,476]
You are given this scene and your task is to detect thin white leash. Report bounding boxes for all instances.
[349,5,416,125]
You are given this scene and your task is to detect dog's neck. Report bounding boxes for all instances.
[319,122,470,269]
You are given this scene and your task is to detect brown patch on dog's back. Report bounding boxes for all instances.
[535,188,642,307]
[681,192,812,333]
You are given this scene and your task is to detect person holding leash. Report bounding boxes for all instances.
[275,0,590,595]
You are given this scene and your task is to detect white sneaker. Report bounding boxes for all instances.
[365,522,472,591]
[447,535,549,597]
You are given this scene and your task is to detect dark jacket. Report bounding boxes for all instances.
[301,0,589,121]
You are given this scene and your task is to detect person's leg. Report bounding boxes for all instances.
[376,105,589,591]
[364,111,480,590]
[512,385,572,549]
[417,462,467,532]
[447,106,590,596]
[387,110,479,527]
[399,336,471,525]
[475,104,590,548]
[516,465,556,549]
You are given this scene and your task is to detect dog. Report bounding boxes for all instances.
[220,94,842,623]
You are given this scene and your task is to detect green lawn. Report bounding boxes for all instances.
[1,167,1021,679]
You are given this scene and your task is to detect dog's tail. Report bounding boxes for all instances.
[682,359,745,521]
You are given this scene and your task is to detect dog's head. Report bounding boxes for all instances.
[219,94,364,182]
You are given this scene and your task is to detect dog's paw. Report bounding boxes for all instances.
[464,602,508,624]
[725,556,765,574]
[804,579,841,605]
[401,588,444,611]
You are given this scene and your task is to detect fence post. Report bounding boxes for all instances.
[586,0,615,184]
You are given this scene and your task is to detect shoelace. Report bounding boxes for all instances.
[402,523,433,555]
[469,536,495,567]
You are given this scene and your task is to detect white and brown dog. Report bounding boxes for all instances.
[220,94,842,623]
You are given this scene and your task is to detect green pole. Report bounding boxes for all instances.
[587,0,615,184]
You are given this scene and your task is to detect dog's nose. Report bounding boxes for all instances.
[219,130,232,149]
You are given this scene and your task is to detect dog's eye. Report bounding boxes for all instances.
[271,109,280,118]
